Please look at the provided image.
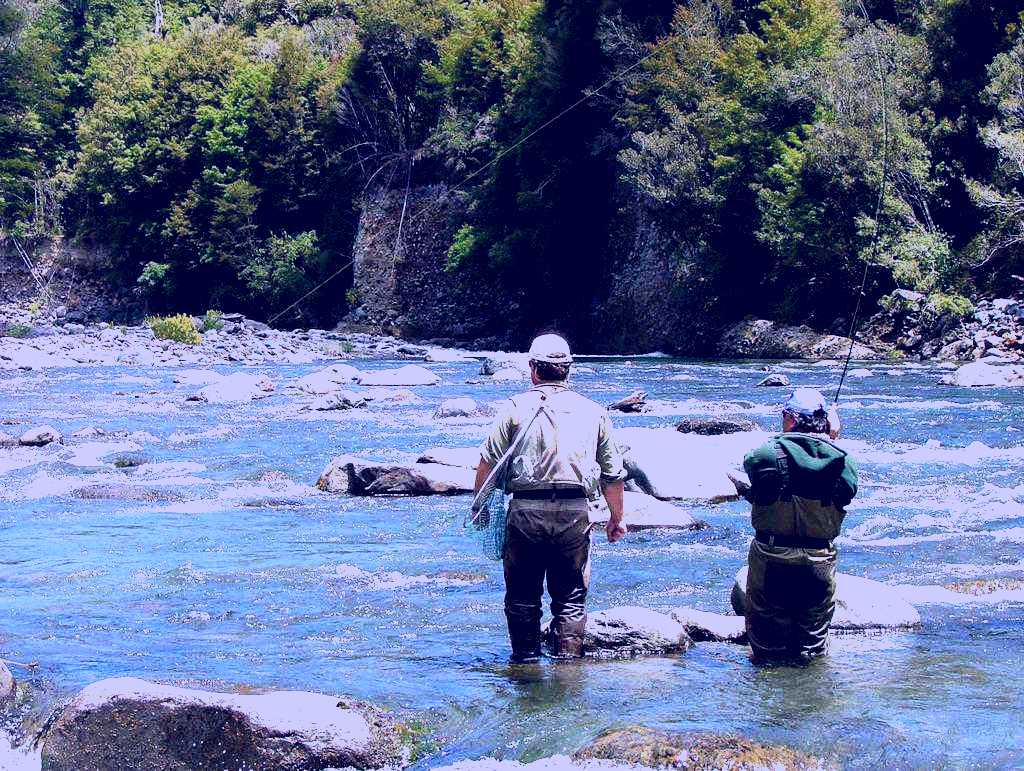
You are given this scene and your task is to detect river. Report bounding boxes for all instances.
[1,356,1022,768]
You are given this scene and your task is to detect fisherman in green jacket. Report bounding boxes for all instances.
[734,388,858,665]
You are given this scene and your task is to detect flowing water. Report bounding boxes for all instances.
[1,358,1023,768]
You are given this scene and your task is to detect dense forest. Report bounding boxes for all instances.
[2,0,1024,344]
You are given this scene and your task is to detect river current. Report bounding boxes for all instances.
[1,357,1022,768]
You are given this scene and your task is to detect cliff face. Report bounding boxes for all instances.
[350,185,513,348]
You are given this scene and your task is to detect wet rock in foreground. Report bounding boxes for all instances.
[575,725,830,770]
[19,426,63,447]
[39,677,412,771]
[668,607,747,643]
[589,492,701,530]
[550,607,693,658]
[318,455,474,495]
[731,568,922,631]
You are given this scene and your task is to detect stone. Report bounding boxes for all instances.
[668,607,747,643]
[589,492,701,530]
[38,677,411,771]
[357,365,440,387]
[720,319,878,360]
[940,360,1024,387]
[607,390,648,413]
[617,427,758,503]
[19,425,63,447]
[423,348,471,363]
[293,364,363,394]
[556,607,692,658]
[731,567,921,631]
[416,447,480,468]
[309,391,368,411]
[489,367,526,382]
[480,354,531,376]
[191,373,275,404]
[317,455,474,495]
[0,432,19,448]
[575,726,827,770]
[675,417,758,435]
[72,484,186,503]
[432,398,494,419]
[756,373,790,387]
[0,660,14,709]
[71,427,107,439]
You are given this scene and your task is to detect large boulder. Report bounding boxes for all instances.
[480,354,531,376]
[617,427,760,503]
[589,492,701,530]
[668,607,748,643]
[675,417,758,435]
[556,607,693,658]
[357,365,440,387]
[575,726,827,770]
[190,373,274,404]
[607,391,648,413]
[731,567,921,630]
[19,425,63,447]
[317,455,473,495]
[940,360,1024,387]
[308,391,368,411]
[293,364,363,395]
[720,319,878,360]
[756,373,790,387]
[39,677,412,771]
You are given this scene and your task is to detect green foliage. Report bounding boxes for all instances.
[445,224,482,271]
[3,322,32,338]
[926,291,974,320]
[200,309,224,331]
[146,313,201,344]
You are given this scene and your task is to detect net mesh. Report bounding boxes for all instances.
[469,487,508,561]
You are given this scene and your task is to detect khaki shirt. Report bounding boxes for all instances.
[479,383,625,497]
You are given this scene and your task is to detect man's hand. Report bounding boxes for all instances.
[826,404,842,440]
[727,471,752,502]
[605,515,626,543]
[602,479,626,543]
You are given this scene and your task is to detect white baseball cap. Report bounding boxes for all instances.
[528,334,573,365]
[784,387,828,416]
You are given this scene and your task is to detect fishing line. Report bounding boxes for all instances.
[835,0,890,405]
[267,36,672,326]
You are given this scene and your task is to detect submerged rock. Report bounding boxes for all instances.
[72,484,186,503]
[575,726,828,770]
[317,455,474,495]
[940,360,1024,387]
[617,427,754,503]
[19,425,63,447]
[589,492,701,530]
[668,607,747,643]
[39,677,412,771]
[357,364,440,387]
[675,417,758,435]
[731,567,921,631]
[432,398,494,419]
[309,391,368,411]
[555,607,693,658]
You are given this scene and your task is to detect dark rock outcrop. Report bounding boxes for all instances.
[675,417,758,435]
[607,390,648,413]
[552,607,693,658]
[39,677,412,771]
[317,455,474,495]
[19,425,63,447]
[72,484,186,503]
[668,607,747,643]
[720,319,879,360]
[575,726,829,770]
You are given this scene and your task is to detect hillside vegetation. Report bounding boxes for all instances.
[2,0,1024,345]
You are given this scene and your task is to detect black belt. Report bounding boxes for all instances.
[513,488,586,500]
[755,531,832,550]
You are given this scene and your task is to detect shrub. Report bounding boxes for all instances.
[926,292,974,320]
[200,310,225,332]
[4,323,32,338]
[146,314,201,345]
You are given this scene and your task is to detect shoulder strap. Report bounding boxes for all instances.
[774,441,792,502]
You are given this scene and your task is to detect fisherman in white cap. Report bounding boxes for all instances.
[473,333,627,661]
[731,388,858,665]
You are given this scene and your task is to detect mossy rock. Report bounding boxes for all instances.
[575,726,830,770]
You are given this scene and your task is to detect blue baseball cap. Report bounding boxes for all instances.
[784,388,828,416]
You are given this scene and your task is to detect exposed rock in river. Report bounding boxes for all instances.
[549,607,693,658]
[675,417,758,435]
[189,373,275,404]
[940,360,1024,387]
[589,492,701,530]
[731,568,921,631]
[432,398,494,419]
[292,364,363,394]
[317,455,474,495]
[38,677,412,771]
[574,725,829,770]
[607,390,648,413]
[668,607,748,643]
[19,425,63,447]
[756,373,790,387]
[72,484,186,503]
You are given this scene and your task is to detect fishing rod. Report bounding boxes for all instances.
[834,0,891,406]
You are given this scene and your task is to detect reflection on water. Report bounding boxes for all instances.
[0,358,1022,766]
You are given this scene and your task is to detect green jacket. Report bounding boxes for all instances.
[743,433,858,541]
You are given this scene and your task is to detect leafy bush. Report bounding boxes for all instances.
[926,292,974,321]
[146,314,201,345]
[4,323,32,338]
[200,310,224,332]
